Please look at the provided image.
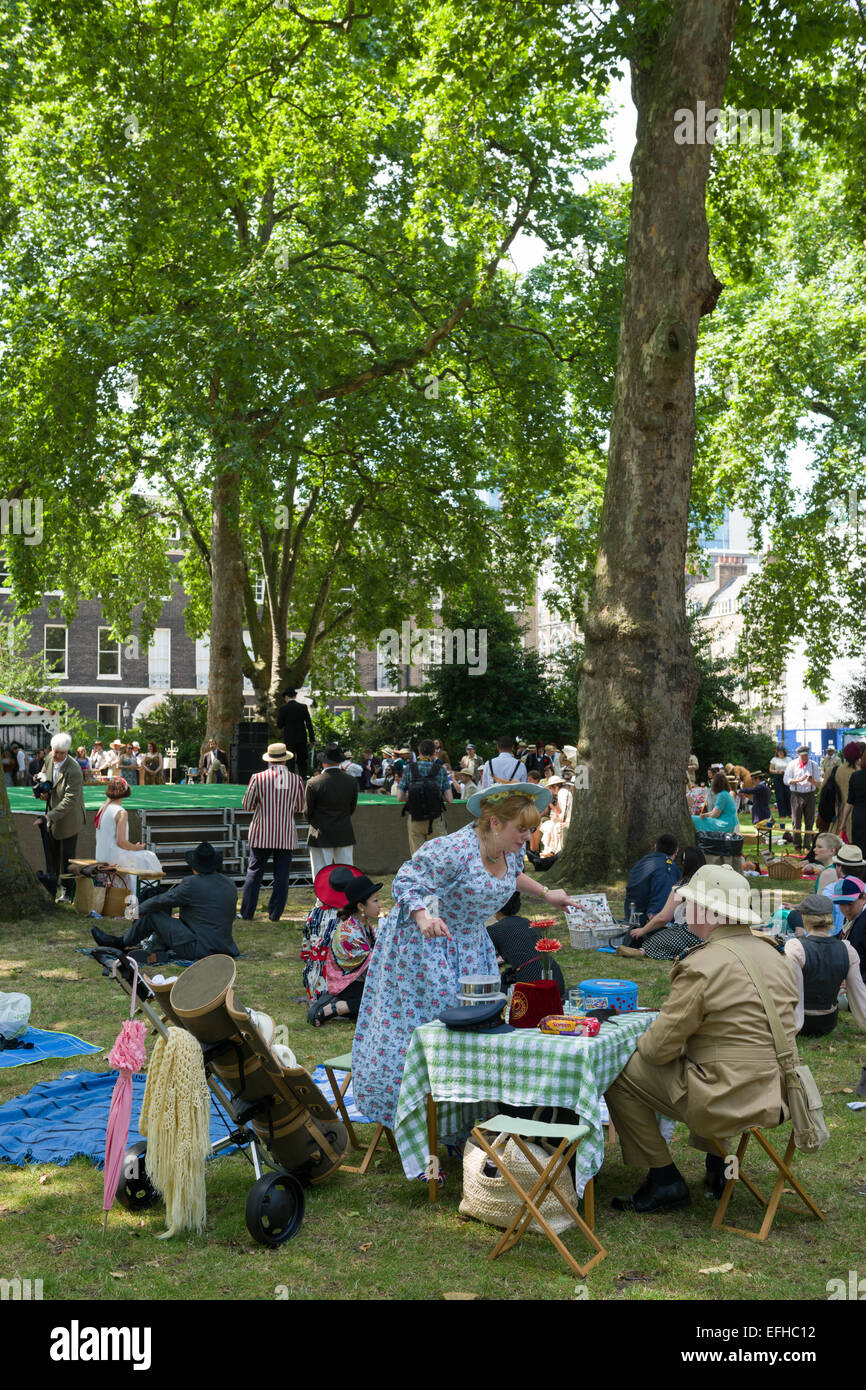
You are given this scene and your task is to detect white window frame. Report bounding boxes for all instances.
[97,703,121,730]
[195,637,210,691]
[376,642,395,691]
[44,624,68,677]
[97,627,121,679]
[148,627,171,689]
[334,705,355,719]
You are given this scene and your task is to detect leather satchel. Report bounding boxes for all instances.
[718,939,830,1154]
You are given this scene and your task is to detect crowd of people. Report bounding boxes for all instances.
[26,719,866,1224]
[6,738,165,788]
[688,739,866,856]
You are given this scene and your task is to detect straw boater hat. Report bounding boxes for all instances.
[466,781,552,818]
[675,864,762,925]
[833,845,866,870]
[262,742,293,762]
[545,774,565,788]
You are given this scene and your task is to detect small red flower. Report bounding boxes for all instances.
[531,917,556,929]
[535,937,562,953]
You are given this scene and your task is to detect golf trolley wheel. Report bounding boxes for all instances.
[245,1171,305,1247]
[115,1142,160,1211]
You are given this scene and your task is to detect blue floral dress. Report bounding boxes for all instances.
[351,824,523,1129]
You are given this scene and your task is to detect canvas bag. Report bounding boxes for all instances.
[718,939,830,1154]
[459,1133,577,1234]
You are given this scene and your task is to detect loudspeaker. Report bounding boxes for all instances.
[234,720,269,745]
[230,742,266,785]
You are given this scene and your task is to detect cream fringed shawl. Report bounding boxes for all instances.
[139,1027,211,1238]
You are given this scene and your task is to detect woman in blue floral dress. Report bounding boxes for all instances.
[351,785,576,1132]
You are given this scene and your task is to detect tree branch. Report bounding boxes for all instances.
[251,172,541,440]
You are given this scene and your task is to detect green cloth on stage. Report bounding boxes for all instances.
[6,785,391,812]
[393,1012,655,1194]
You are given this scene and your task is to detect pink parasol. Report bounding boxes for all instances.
[102,958,148,1233]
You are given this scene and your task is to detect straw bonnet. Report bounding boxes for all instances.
[675,864,761,925]
[466,781,552,818]
[262,742,293,762]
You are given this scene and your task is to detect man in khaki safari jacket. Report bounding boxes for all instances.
[606,864,799,1214]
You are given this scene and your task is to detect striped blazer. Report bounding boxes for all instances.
[242,765,305,850]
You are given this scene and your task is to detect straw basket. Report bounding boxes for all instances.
[765,856,804,881]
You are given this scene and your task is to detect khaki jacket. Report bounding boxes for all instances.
[637,923,799,1138]
[43,754,87,841]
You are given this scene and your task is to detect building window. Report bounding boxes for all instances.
[376,643,394,691]
[334,705,355,719]
[148,628,171,689]
[253,577,265,605]
[195,637,210,691]
[97,703,121,729]
[98,628,121,678]
[0,551,9,589]
[44,625,67,676]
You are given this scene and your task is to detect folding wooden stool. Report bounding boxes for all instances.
[710,1126,825,1242]
[322,1051,398,1175]
[470,1115,607,1278]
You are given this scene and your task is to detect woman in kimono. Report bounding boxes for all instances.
[351,783,576,1134]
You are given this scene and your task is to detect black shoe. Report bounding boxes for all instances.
[704,1154,728,1199]
[37,871,58,899]
[611,1175,691,1214]
[91,924,124,948]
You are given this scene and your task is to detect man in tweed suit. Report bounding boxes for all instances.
[240,742,305,922]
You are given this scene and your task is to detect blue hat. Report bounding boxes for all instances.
[439,1000,513,1034]
[466,781,552,818]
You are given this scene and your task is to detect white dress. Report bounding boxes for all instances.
[95,802,162,893]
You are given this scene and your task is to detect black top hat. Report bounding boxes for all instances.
[439,1000,513,1034]
[322,742,346,763]
[341,874,383,910]
[185,841,223,874]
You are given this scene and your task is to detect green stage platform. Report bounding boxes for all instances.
[7,784,389,812]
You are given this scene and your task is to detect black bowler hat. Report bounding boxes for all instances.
[185,841,223,874]
[342,874,383,910]
[439,1000,513,1034]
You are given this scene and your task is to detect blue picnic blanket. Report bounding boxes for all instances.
[0,1070,235,1168]
[311,1065,370,1124]
[0,1028,103,1070]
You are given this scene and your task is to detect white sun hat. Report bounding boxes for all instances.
[675,864,761,925]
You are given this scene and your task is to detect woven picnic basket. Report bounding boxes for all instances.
[765,855,804,881]
[459,1134,577,1234]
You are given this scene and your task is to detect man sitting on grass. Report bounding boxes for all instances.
[622,832,681,933]
[91,841,238,963]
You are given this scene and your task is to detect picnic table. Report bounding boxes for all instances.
[393,1012,655,1204]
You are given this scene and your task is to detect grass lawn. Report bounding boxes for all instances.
[1,865,864,1303]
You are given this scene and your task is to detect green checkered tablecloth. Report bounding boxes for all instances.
[393,1012,655,1195]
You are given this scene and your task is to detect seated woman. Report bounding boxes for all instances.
[487,891,566,996]
[617,847,706,960]
[307,867,382,1027]
[94,777,162,895]
[692,770,739,835]
[784,893,866,1036]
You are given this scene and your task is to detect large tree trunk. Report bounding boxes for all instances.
[0,783,52,918]
[556,0,740,883]
[206,463,246,754]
